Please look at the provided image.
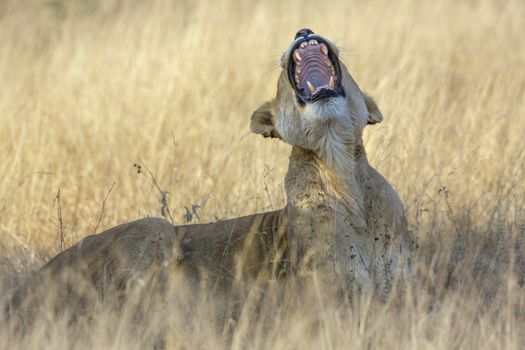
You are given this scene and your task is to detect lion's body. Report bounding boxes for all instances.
[7,29,412,322]
[7,212,288,322]
[285,146,410,294]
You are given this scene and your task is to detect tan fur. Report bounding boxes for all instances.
[6,32,412,322]
[251,34,413,294]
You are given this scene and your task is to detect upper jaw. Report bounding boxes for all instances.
[287,34,345,105]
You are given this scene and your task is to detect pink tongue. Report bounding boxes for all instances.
[295,46,331,94]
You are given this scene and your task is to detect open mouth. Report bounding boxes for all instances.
[288,36,344,104]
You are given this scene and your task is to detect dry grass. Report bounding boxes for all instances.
[0,0,524,348]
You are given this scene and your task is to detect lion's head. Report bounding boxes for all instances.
[251,28,383,154]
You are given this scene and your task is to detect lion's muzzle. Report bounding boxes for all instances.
[288,29,344,104]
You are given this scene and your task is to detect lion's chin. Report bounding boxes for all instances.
[302,96,349,122]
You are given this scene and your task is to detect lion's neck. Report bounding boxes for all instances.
[284,131,369,276]
[314,122,366,223]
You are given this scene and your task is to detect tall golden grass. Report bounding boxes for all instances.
[0,0,524,348]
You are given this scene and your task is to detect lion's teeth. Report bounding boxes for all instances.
[295,65,301,74]
[320,44,328,55]
[300,42,308,49]
[295,73,299,83]
[307,81,315,93]
[329,76,334,89]
[327,60,335,75]
[294,51,302,61]
[308,39,318,45]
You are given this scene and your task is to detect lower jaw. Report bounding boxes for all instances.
[296,90,342,104]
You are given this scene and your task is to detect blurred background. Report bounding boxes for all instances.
[1,0,524,260]
[0,1,524,347]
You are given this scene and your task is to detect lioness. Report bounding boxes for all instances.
[7,29,411,322]
[251,28,412,294]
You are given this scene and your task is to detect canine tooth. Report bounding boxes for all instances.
[294,51,302,61]
[329,76,334,89]
[300,42,308,49]
[307,81,315,93]
[309,39,318,45]
[320,44,328,55]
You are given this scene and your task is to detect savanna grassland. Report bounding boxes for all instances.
[0,0,524,348]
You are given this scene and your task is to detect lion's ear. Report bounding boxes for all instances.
[250,100,280,139]
[363,93,383,125]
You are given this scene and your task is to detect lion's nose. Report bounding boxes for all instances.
[294,28,314,40]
